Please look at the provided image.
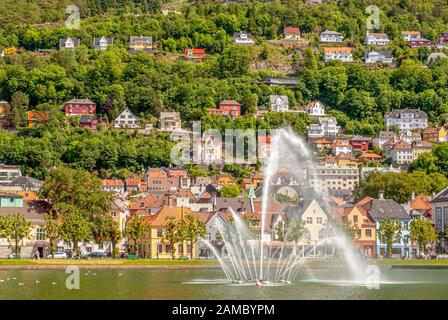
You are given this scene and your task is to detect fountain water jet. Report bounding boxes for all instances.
[200,127,366,285]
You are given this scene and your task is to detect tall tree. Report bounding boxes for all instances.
[377,218,402,258]
[1,214,32,256]
[124,215,149,256]
[60,210,92,256]
[180,213,206,259]
[44,213,61,255]
[410,217,436,254]
[163,216,183,260]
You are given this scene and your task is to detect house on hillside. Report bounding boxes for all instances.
[64,98,96,116]
[269,95,289,112]
[207,100,241,119]
[320,30,343,43]
[364,50,393,64]
[385,108,428,131]
[129,36,153,53]
[283,27,301,40]
[401,31,421,42]
[182,48,206,62]
[159,112,181,132]
[114,108,140,129]
[305,100,325,116]
[365,31,390,46]
[307,117,340,138]
[234,32,254,45]
[27,111,48,128]
[93,37,113,50]
[59,37,80,50]
[0,101,9,129]
[324,47,353,62]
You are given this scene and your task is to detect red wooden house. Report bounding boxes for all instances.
[349,136,370,153]
[207,100,241,119]
[65,98,96,116]
[183,48,206,62]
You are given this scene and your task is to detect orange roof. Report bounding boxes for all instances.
[313,139,332,145]
[328,196,346,206]
[101,179,125,187]
[149,206,193,227]
[284,27,300,34]
[359,153,382,159]
[27,111,48,121]
[410,195,431,211]
[324,47,352,53]
[215,176,234,184]
[356,196,373,207]
[126,177,142,186]
[401,31,420,35]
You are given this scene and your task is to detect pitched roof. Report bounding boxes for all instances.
[284,27,300,34]
[362,199,410,220]
[358,153,382,159]
[324,47,352,53]
[149,206,193,227]
[65,98,95,105]
[392,141,412,150]
[101,179,125,187]
[0,200,50,223]
[430,186,448,203]
[410,195,431,211]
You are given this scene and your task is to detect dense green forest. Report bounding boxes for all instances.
[1,0,448,179]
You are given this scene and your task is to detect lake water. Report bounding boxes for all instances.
[0,263,447,300]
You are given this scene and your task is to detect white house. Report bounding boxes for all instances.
[305,100,325,116]
[159,112,181,132]
[269,95,289,112]
[390,141,414,164]
[307,117,340,138]
[365,31,390,46]
[59,37,80,49]
[401,31,421,42]
[93,37,113,50]
[372,131,398,149]
[332,140,352,156]
[430,187,448,252]
[114,108,140,129]
[320,30,343,43]
[385,108,428,131]
[0,48,4,57]
[364,50,393,64]
[324,47,353,62]
[200,135,222,164]
[234,32,254,45]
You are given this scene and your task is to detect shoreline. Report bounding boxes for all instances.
[0,264,221,270]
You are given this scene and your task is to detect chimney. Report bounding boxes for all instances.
[411,191,415,202]
[378,191,384,200]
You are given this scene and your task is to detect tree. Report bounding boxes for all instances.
[377,218,402,258]
[220,183,241,198]
[124,215,149,256]
[410,217,436,254]
[1,214,32,256]
[60,210,92,256]
[39,165,111,219]
[44,213,61,255]
[92,215,113,249]
[163,216,183,260]
[275,217,307,243]
[179,213,206,259]
[217,45,252,78]
[106,220,123,258]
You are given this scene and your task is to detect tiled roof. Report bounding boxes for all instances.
[430,186,448,203]
[101,179,125,187]
[150,206,193,227]
[362,199,410,220]
[284,27,300,34]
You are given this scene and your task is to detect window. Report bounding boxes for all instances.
[307,217,313,224]
[157,243,163,253]
[165,244,172,253]
[365,229,372,237]
[157,228,163,237]
[36,228,46,241]
[353,215,358,223]
[316,218,322,224]
[111,211,117,217]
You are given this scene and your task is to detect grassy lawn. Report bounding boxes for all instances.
[0,259,219,266]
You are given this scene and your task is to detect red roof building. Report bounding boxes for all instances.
[207,100,241,119]
[65,98,96,116]
[183,48,206,62]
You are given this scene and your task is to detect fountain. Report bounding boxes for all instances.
[200,127,366,285]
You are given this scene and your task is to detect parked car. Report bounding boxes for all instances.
[47,252,68,259]
[89,251,107,259]
[127,253,140,260]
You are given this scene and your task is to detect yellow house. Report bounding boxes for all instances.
[140,206,198,259]
[337,206,376,258]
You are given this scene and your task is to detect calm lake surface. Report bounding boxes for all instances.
[0,263,447,300]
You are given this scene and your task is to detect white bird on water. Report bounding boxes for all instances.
[52,282,57,285]
[35,280,40,284]
[18,283,24,286]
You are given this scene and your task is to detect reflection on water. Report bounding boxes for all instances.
[0,265,447,300]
